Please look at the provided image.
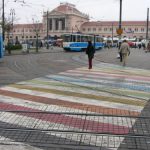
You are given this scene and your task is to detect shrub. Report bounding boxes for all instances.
[5,44,22,51]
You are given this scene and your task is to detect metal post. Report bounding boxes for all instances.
[146,8,149,40]
[112,23,114,47]
[46,11,49,49]
[2,0,5,41]
[94,34,96,50]
[36,33,38,52]
[10,9,15,43]
[119,0,122,30]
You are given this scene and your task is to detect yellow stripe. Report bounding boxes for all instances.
[10,84,146,107]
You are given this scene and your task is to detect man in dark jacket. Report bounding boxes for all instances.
[86,41,95,69]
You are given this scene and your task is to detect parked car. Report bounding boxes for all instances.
[128,41,135,48]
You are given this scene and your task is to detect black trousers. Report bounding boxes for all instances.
[119,52,122,62]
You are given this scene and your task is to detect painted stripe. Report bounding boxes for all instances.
[77,67,150,77]
[0,102,130,134]
[60,72,150,92]
[11,85,145,107]
[46,75,150,92]
[61,71,150,85]
[0,95,135,127]
[67,70,150,81]
[0,113,123,149]
[0,89,140,116]
[29,79,150,100]
[15,81,147,102]
[1,87,143,111]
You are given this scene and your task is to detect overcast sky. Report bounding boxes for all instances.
[1,0,150,23]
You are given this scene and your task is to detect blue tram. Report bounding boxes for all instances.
[62,33,104,52]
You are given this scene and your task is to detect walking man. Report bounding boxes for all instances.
[120,40,130,66]
[86,41,95,69]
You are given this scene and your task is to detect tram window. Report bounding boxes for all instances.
[72,35,76,42]
[96,37,100,42]
[63,35,71,42]
[76,35,81,42]
[87,36,93,42]
[81,36,88,42]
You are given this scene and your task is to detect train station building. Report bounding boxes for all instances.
[8,2,150,42]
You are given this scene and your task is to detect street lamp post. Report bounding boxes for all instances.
[146,8,149,40]
[2,0,5,41]
[10,8,15,43]
[46,10,49,49]
[112,22,114,46]
[119,0,122,30]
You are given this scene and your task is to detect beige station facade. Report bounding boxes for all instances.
[9,2,150,42]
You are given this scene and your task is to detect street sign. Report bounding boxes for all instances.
[116,28,123,35]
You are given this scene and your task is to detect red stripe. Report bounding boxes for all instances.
[0,102,129,134]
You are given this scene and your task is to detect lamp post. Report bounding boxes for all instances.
[10,8,15,43]
[119,0,122,30]
[112,22,114,46]
[146,8,149,40]
[2,0,5,41]
[46,10,49,49]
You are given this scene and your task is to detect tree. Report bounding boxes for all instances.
[32,19,42,53]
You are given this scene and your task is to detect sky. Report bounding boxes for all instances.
[1,0,150,24]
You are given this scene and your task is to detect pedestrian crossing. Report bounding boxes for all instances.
[0,63,150,149]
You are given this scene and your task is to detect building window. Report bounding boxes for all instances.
[148,28,150,31]
[30,36,32,38]
[62,18,65,30]
[93,28,96,32]
[55,19,59,30]
[22,36,24,39]
[110,28,112,31]
[26,36,28,38]
[82,28,86,31]
[49,19,52,30]
[88,28,91,32]
[104,28,107,31]
[99,28,101,31]
[34,36,36,38]
[135,28,138,32]
[141,28,145,32]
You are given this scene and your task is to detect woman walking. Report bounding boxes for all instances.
[86,41,95,69]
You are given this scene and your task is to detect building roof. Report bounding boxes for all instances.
[52,2,89,18]
[81,21,149,27]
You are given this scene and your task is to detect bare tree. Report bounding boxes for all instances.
[32,19,43,53]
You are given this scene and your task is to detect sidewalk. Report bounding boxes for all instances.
[95,48,150,70]
[4,46,63,56]
[0,60,150,149]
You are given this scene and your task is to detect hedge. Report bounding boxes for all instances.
[5,44,22,51]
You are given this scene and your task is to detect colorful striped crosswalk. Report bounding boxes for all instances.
[0,63,150,149]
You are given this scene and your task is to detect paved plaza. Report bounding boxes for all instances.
[0,48,150,149]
